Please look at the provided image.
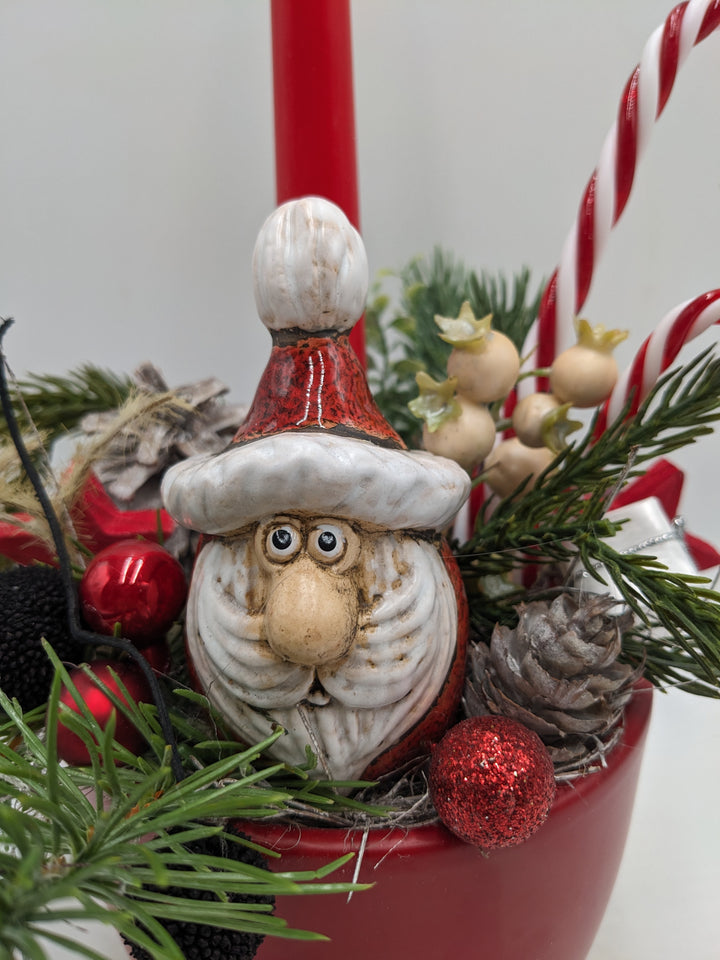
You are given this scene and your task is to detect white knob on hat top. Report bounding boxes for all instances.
[252,196,369,334]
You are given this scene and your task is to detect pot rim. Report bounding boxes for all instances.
[238,678,654,856]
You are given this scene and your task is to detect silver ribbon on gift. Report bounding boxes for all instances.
[574,496,697,600]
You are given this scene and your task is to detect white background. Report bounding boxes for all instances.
[1,2,718,958]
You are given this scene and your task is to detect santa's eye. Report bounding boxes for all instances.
[265,524,301,562]
[272,529,293,550]
[308,524,347,564]
[318,530,339,552]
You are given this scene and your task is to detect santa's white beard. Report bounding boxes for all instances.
[185,531,459,780]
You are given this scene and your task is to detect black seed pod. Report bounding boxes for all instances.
[0,565,82,709]
[124,831,273,960]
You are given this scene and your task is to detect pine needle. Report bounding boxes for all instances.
[0,365,134,446]
[0,389,195,563]
[0,648,373,960]
[456,348,720,694]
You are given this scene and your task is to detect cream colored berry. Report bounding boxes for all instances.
[447,331,520,404]
[549,319,628,408]
[422,396,496,473]
[511,393,562,448]
[512,393,582,452]
[483,437,554,499]
[435,302,521,404]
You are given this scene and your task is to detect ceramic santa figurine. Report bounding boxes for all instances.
[162,197,471,781]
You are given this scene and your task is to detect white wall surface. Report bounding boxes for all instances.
[1,4,719,959]
[2,1,719,540]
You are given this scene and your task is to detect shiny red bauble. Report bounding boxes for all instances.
[56,659,152,765]
[79,539,187,647]
[429,714,556,850]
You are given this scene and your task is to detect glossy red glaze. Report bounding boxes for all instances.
[79,539,187,646]
[240,681,652,960]
[233,335,402,448]
[56,660,151,765]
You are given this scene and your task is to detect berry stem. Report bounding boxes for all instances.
[516,367,552,382]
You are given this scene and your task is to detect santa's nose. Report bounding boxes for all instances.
[264,556,359,666]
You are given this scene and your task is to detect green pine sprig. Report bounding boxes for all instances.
[0,646,373,960]
[456,348,720,694]
[365,249,543,445]
[1,365,134,447]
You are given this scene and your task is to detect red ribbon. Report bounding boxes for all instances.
[0,472,175,566]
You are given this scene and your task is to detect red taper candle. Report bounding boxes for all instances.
[270,0,365,365]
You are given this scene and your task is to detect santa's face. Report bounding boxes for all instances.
[185,516,459,780]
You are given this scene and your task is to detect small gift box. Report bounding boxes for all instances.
[575,460,720,600]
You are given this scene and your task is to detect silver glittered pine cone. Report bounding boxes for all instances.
[464,593,642,776]
[80,363,247,508]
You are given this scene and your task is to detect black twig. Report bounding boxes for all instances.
[0,318,185,780]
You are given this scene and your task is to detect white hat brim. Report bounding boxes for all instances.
[161,432,470,534]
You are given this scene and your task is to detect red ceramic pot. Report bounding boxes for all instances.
[241,681,652,960]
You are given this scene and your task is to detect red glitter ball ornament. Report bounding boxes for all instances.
[79,539,187,647]
[56,659,151,765]
[429,714,556,850]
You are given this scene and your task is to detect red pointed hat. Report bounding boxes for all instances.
[162,198,470,533]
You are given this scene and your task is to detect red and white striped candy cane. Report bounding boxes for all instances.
[522,0,720,389]
[595,288,720,435]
